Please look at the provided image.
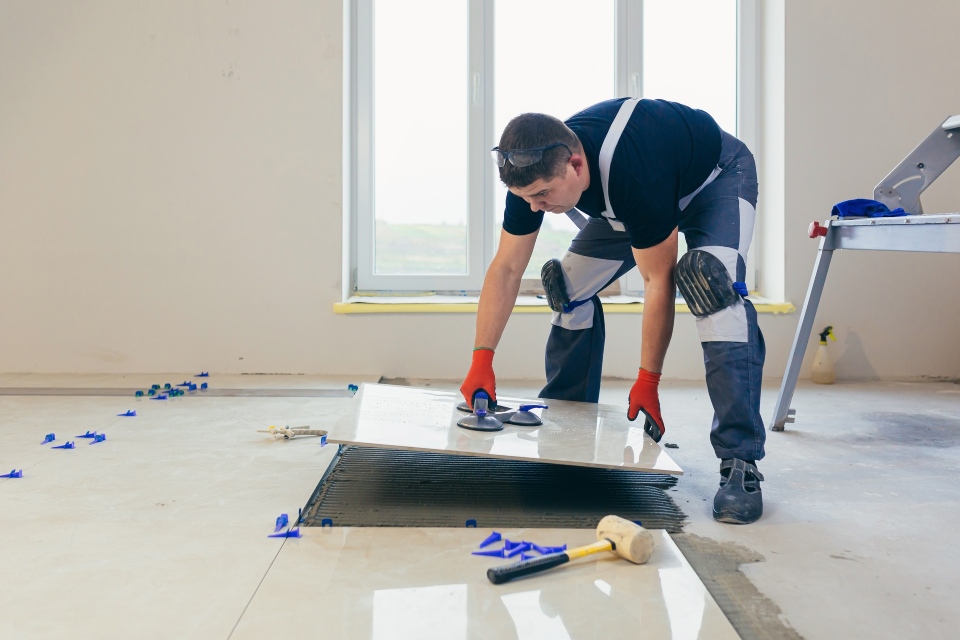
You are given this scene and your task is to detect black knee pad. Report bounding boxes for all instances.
[676,250,741,317]
[541,258,570,313]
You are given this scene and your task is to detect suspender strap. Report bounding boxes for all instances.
[598,98,639,233]
[564,209,588,230]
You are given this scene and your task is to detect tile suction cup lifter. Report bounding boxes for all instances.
[457,391,504,432]
[486,515,653,585]
[503,404,548,427]
[456,399,513,413]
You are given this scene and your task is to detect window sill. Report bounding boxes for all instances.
[333,295,795,315]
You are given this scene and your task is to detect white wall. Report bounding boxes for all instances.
[1,0,958,381]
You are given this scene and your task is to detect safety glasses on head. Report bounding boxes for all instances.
[491,143,571,168]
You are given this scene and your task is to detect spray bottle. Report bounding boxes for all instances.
[811,325,837,384]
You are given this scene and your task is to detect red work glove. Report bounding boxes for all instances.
[460,348,497,408]
[628,368,665,442]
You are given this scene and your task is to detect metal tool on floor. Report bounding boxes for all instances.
[258,425,328,440]
[486,515,653,584]
[457,391,504,431]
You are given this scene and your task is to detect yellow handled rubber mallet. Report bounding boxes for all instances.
[487,515,654,584]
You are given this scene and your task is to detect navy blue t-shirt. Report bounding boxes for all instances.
[502,98,722,249]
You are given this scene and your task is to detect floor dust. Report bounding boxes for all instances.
[860,412,960,448]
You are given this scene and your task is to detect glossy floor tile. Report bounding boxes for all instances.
[232,527,737,640]
[0,393,345,638]
[0,395,345,525]
[0,522,283,639]
[328,384,682,475]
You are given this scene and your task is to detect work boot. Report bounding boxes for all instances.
[713,458,764,524]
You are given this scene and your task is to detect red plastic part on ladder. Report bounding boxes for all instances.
[808,221,828,238]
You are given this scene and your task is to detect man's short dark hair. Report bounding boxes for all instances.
[497,113,582,188]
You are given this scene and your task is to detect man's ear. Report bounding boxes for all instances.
[570,154,586,176]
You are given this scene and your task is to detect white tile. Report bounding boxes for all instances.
[328,384,682,475]
[0,522,285,640]
[0,391,351,638]
[232,527,737,639]
[0,396,345,526]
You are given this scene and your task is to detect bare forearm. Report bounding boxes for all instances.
[640,277,676,373]
[475,264,523,349]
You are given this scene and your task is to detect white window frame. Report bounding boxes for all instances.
[618,0,760,295]
[345,0,760,296]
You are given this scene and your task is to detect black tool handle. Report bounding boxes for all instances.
[487,552,570,584]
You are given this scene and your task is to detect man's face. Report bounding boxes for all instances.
[509,159,585,214]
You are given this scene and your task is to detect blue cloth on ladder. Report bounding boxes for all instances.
[831,198,907,218]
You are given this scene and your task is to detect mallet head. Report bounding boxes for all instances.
[596,515,654,564]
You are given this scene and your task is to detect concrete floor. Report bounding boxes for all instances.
[2,374,959,638]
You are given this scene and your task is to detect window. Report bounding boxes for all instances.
[347,0,758,295]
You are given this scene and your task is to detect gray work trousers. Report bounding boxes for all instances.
[539,131,766,461]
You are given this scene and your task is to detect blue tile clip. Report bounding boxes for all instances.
[151,394,168,400]
[118,410,136,417]
[195,372,209,377]
[478,531,502,548]
[52,441,75,450]
[471,548,505,558]
[465,519,477,528]
[77,430,98,438]
[41,433,55,445]
[90,434,106,444]
[321,518,333,528]
[1,469,23,479]
[200,382,208,390]
[348,384,359,393]
[268,512,302,538]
